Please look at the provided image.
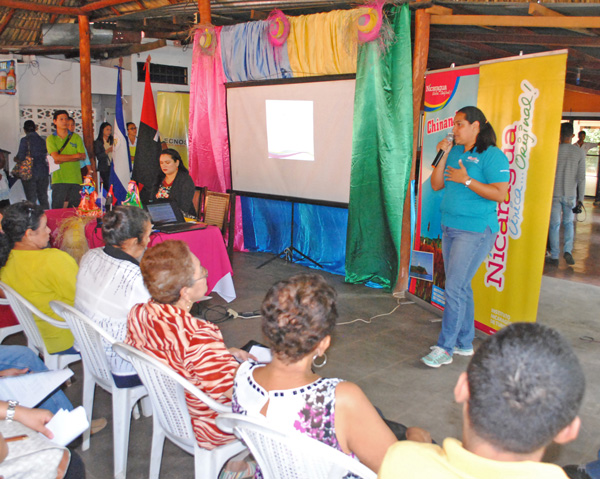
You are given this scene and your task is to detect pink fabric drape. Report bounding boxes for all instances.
[189,27,244,251]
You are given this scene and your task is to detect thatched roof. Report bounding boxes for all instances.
[0,0,599,90]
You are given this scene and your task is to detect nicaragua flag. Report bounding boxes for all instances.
[109,67,132,203]
[132,59,162,204]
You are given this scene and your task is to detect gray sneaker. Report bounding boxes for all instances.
[453,347,474,356]
[564,252,575,265]
[430,345,474,356]
[421,346,453,368]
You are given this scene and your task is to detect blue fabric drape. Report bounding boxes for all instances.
[241,197,348,275]
[220,22,293,82]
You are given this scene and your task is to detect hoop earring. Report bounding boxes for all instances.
[312,353,327,369]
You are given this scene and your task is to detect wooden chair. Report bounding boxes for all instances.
[192,186,206,219]
[199,189,236,257]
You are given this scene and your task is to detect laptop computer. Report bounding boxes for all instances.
[145,200,207,234]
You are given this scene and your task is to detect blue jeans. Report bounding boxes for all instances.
[549,195,575,259]
[438,226,497,355]
[0,345,73,413]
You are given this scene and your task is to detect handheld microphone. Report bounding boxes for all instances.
[432,132,454,167]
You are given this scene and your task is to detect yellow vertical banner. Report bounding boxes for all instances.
[157,92,190,167]
[473,51,567,333]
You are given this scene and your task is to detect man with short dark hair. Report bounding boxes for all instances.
[574,130,599,154]
[379,323,585,479]
[547,122,586,266]
[47,109,87,209]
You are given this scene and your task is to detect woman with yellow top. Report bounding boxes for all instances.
[0,202,77,354]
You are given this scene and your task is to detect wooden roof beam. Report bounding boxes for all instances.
[0,1,81,16]
[424,6,452,16]
[80,0,139,14]
[430,15,600,29]
[528,3,593,36]
[431,31,600,47]
[49,0,66,24]
[0,9,15,37]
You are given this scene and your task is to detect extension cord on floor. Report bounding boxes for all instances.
[226,308,238,319]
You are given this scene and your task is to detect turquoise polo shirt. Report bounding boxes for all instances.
[440,145,510,233]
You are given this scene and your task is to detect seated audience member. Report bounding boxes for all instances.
[0,400,85,478]
[148,148,196,216]
[126,240,250,449]
[233,273,429,474]
[378,322,586,479]
[0,345,73,414]
[0,202,77,354]
[75,206,152,387]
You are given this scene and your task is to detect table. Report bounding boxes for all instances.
[45,208,236,302]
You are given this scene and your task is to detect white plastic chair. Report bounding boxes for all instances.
[49,301,150,479]
[0,297,23,343]
[113,342,245,479]
[217,413,377,479]
[0,281,80,370]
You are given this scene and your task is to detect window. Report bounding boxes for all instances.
[137,62,188,85]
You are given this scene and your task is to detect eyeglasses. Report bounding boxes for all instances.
[191,274,208,284]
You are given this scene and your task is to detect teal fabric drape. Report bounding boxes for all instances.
[345,5,413,290]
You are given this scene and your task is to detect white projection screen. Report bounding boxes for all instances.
[227,76,355,204]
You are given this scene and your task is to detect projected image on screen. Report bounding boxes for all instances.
[266,100,314,162]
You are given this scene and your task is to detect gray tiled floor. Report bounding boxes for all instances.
[8,248,599,478]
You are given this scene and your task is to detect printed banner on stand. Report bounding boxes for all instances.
[409,67,479,309]
[157,92,190,167]
[473,51,567,333]
[410,50,567,335]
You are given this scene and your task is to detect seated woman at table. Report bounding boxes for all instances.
[126,240,251,449]
[75,205,152,387]
[233,273,431,474]
[0,201,77,354]
[148,148,196,216]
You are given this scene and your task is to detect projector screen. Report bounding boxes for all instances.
[227,76,355,204]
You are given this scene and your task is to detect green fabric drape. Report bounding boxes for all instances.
[345,5,413,290]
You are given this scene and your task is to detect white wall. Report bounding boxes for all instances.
[128,44,193,127]
[19,56,132,106]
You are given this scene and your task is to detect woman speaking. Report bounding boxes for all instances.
[421,106,509,368]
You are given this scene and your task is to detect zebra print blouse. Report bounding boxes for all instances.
[127,300,238,449]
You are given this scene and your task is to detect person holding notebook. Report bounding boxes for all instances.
[148,149,196,216]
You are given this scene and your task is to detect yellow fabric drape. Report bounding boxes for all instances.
[287,9,367,76]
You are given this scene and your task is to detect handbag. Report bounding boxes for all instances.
[11,139,33,181]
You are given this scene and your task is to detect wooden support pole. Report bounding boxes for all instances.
[395,8,430,294]
[78,15,97,181]
[198,0,211,24]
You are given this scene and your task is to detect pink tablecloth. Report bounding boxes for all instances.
[45,209,236,302]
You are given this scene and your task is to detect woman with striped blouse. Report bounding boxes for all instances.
[126,240,251,449]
